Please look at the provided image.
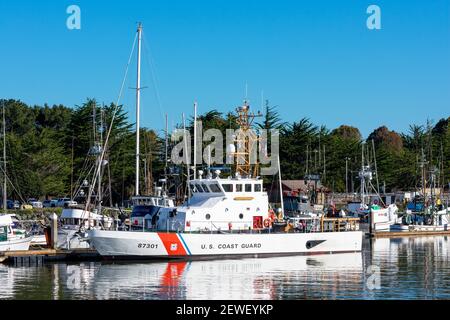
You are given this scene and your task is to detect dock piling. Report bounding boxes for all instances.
[51,212,58,249]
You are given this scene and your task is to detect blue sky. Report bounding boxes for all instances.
[0,0,449,137]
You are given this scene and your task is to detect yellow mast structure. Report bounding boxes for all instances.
[233,101,262,178]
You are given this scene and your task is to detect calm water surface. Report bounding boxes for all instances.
[1,236,450,300]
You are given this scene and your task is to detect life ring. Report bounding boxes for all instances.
[263,218,272,228]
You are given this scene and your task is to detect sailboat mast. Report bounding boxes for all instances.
[182,113,190,202]
[135,23,143,196]
[361,143,365,207]
[2,104,6,212]
[277,155,284,217]
[165,114,168,176]
[193,102,197,180]
[98,107,103,215]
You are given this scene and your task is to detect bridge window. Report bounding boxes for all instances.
[236,184,243,192]
[209,183,222,193]
[190,184,198,193]
[245,184,252,192]
[255,184,262,192]
[202,184,211,193]
[222,184,233,192]
[195,184,204,192]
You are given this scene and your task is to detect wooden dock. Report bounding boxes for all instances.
[371,230,450,238]
[0,248,100,265]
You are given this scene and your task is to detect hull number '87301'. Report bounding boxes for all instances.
[137,243,158,249]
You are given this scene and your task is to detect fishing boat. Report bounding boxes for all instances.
[57,208,114,249]
[130,187,175,230]
[371,151,450,235]
[56,102,118,249]
[0,214,33,252]
[88,101,363,259]
[355,144,400,232]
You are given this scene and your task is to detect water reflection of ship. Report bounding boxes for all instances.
[88,253,362,299]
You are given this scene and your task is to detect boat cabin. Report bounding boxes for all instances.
[132,195,175,207]
[144,175,269,233]
[60,208,113,230]
[0,215,13,241]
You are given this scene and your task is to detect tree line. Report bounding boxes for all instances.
[0,98,448,205]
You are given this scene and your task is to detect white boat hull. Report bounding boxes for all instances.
[374,220,396,231]
[31,234,47,246]
[0,236,33,252]
[371,204,400,232]
[57,229,91,249]
[88,230,363,259]
[390,224,449,232]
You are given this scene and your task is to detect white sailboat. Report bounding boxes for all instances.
[128,23,175,230]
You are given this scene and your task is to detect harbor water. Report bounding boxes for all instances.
[1,236,450,300]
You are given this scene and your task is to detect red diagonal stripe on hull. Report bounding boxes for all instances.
[157,233,187,256]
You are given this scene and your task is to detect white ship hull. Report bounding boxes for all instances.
[0,236,33,252]
[88,230,363,259]
[390,224,449,232]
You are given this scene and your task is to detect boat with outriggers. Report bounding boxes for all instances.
[88,101,363,260]
[369,151,450,236]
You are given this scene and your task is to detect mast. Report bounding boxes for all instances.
[98,107,103,215]
[164,113,168,177]
[360,143,365,207]
[182,113,190,202]
[193,102,198,180]
[420,148,427,201]
[234,102,261,178]
[135,22,143,196]
[277,155,284,217]
[371,139,380,195]
[2,104,6,212]
[70,136,74,199]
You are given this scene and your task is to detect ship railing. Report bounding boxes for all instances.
[189,218,360,233]
[186,221,263,234]
[287,217,360,233]
[158,218,360,234]
[320,217,360,232]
